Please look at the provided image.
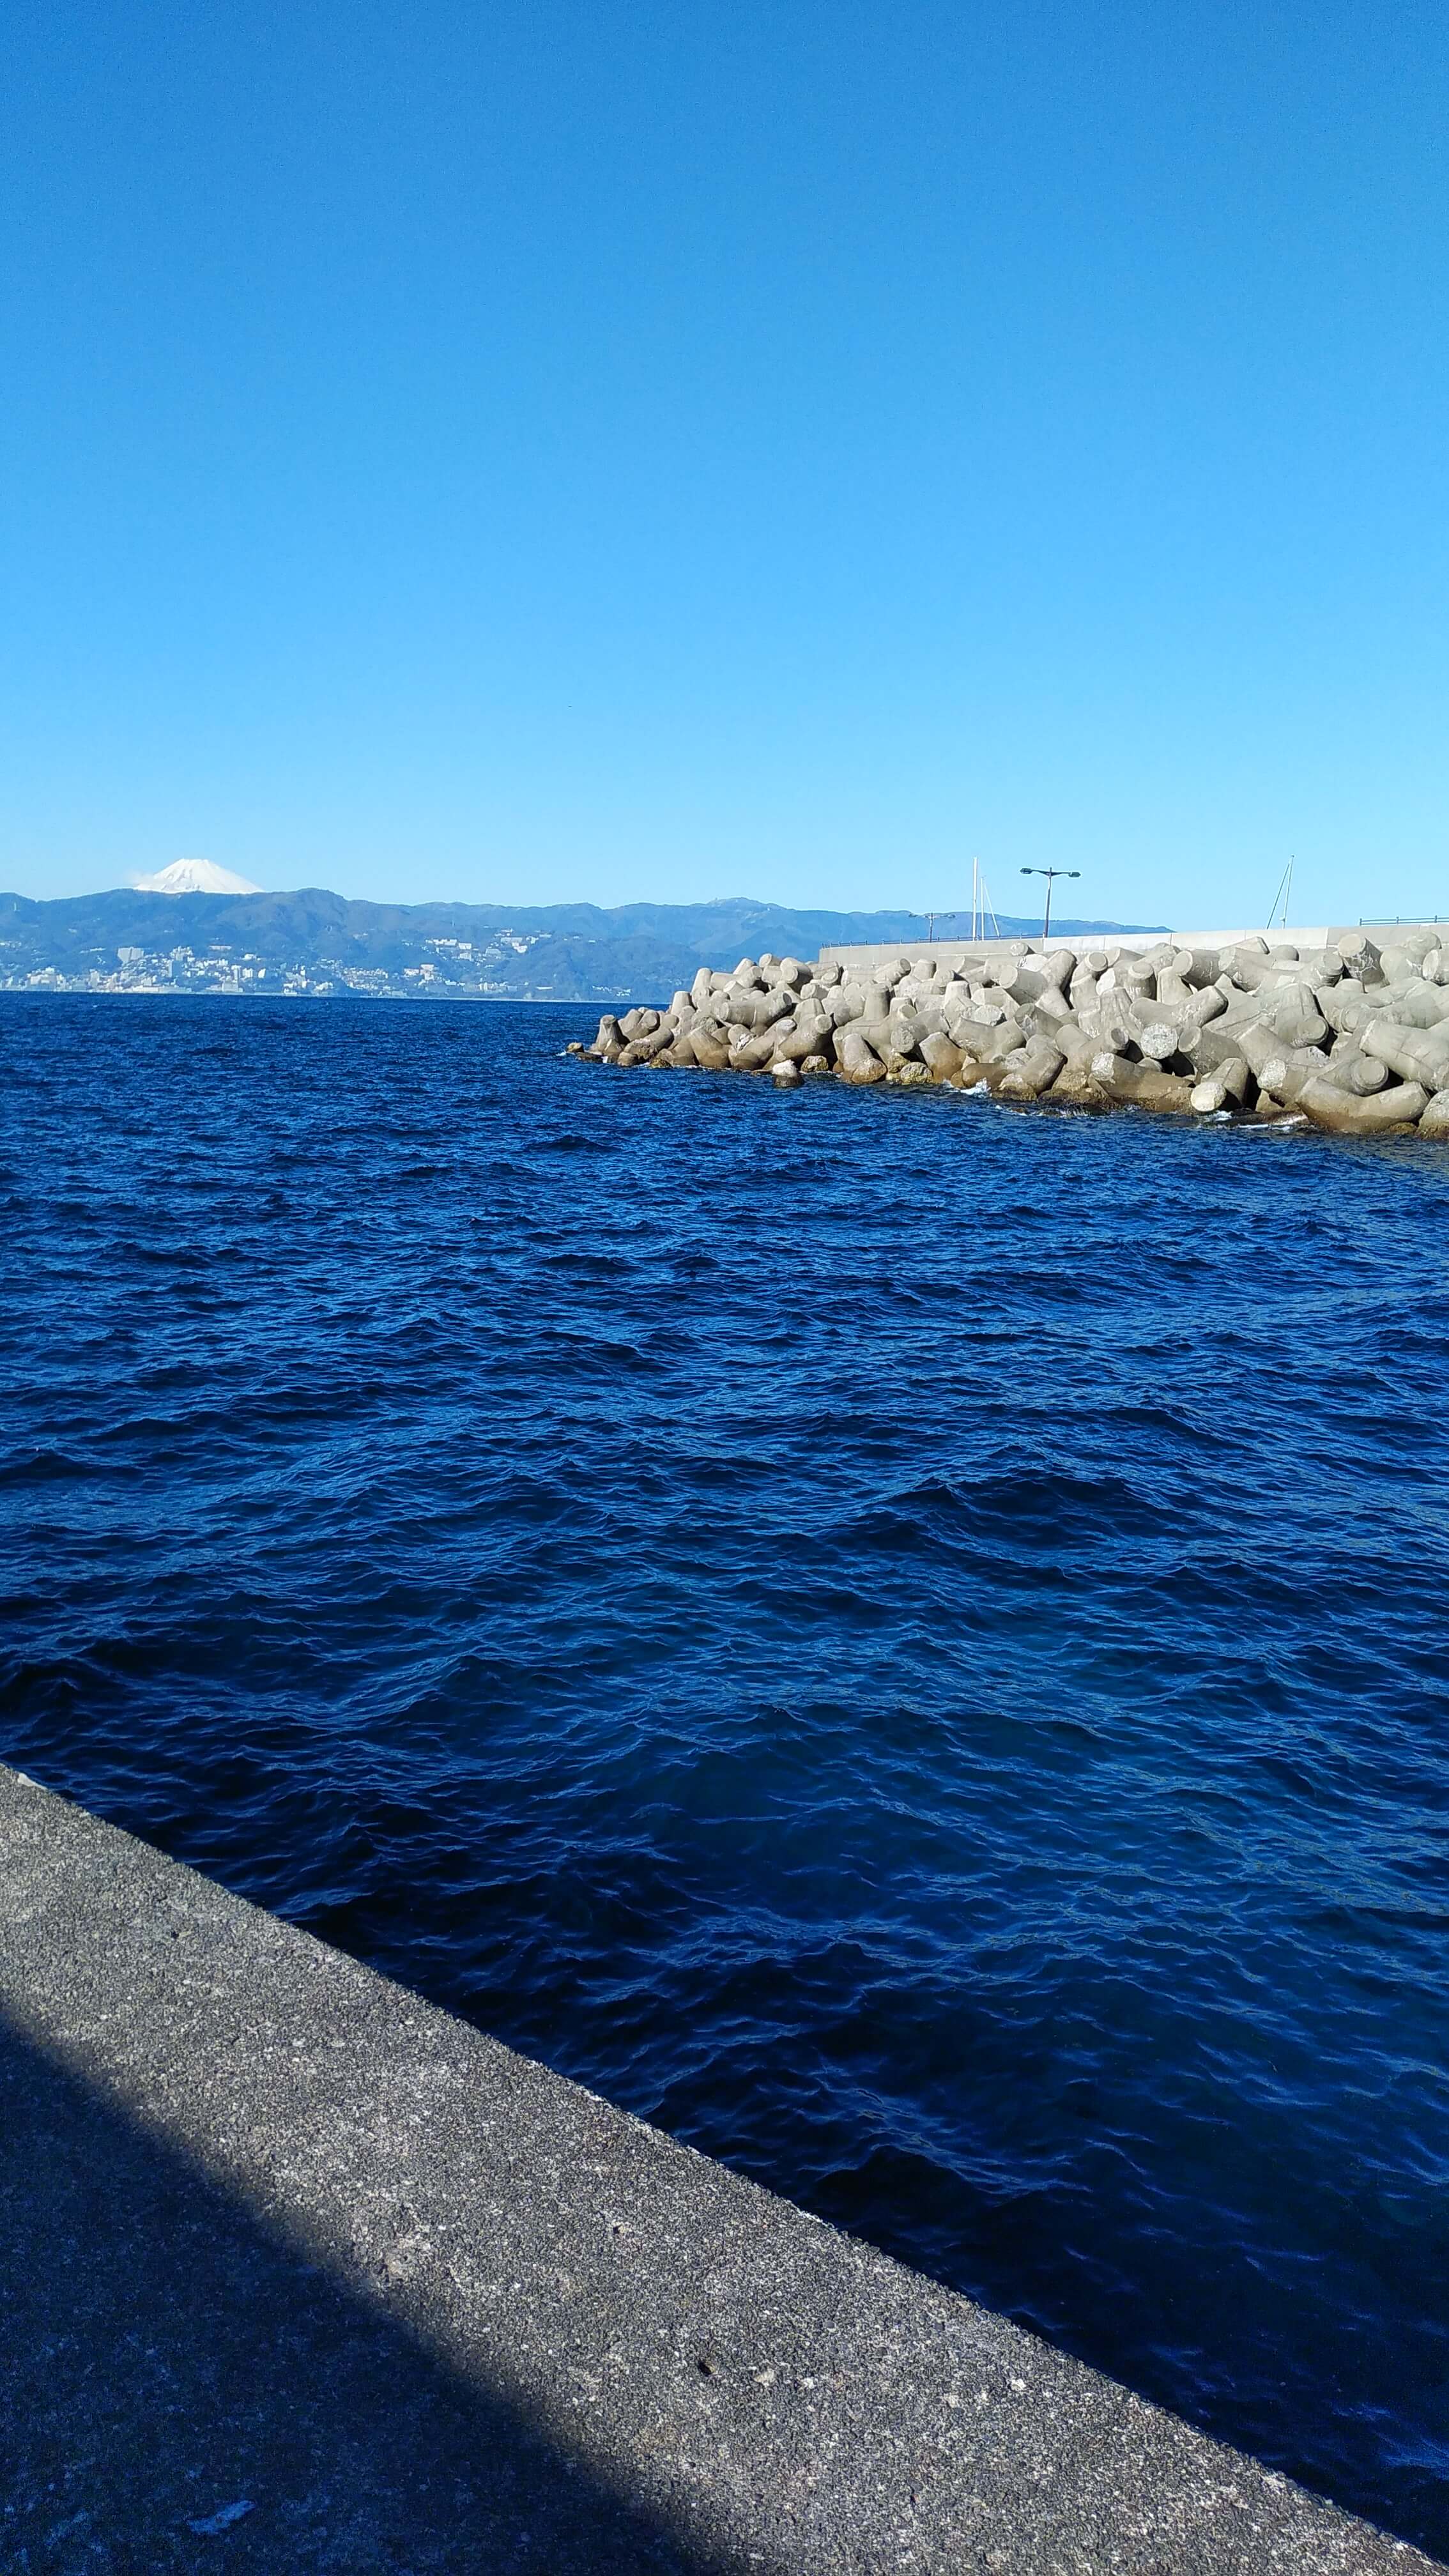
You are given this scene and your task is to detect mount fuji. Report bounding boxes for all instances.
[132,858,261,894]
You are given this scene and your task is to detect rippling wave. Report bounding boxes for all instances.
[3,993,1448,2553]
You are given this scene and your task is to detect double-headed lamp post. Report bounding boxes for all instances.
[1020,866,1080,943]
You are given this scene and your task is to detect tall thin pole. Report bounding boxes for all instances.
[1020,866,1080,943]
[1267,856,1294,929]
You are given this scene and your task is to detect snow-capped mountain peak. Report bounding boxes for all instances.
[132,859,261,895]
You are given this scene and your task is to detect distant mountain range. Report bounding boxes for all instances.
[0,887,1163,1002]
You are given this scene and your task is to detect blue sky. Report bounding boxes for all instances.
[3,0,1446,923]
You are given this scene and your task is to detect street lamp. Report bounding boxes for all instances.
[1020,867,1080,943]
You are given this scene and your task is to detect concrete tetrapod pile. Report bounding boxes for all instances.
[575,928,1449,1138]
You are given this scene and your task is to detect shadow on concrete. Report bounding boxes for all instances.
[0,2012,729,2575]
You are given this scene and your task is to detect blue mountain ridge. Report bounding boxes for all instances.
[0,887,1165,1000]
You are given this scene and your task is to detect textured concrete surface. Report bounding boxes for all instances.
[1,1763,1438,2575]
[817,921,1442,971]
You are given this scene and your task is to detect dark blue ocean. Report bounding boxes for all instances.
[4,993,1448,2555]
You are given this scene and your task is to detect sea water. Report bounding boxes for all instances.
[3,993,1447,2554]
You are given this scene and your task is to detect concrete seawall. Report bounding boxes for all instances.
[816,921,1443,970]
[1,1761,1438,2573]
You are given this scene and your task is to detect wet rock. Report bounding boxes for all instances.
[1050,1055,1110,1104]
[732,1029,781,1073]
[919,1032,966,1082]
[689,1020,733,1072]
[838,1030,887,1084]
[1298,1077,1429,1135]
[998,1041,1066,1100]
[1252,1047,1328,1105]
[1190,1056,1251,1114]
[1090,1054,1195,1112]
[579,924,1449,1146]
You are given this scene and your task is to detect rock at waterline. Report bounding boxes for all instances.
[579,939,1449,1141]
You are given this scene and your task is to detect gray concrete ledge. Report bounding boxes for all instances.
[0,1763,1437,2574]
[818,921,1446,972]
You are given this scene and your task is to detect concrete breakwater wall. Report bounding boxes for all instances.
[575,924,1449,1138]
[2,1763,1438,2573]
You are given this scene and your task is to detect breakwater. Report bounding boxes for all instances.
[579,922,1449,1135]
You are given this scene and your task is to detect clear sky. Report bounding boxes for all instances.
[4,0,1446,924]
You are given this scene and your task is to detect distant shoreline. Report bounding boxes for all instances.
[0,985,626,1006]
[0,884,1165,1008]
